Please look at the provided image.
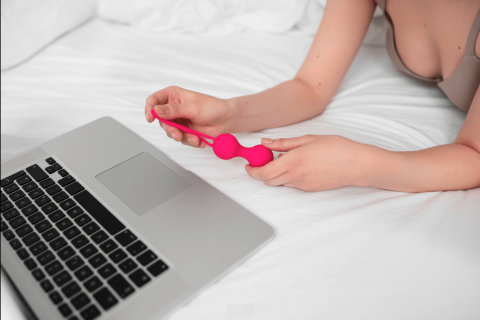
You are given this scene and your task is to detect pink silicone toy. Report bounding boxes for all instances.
[151,109,273,167]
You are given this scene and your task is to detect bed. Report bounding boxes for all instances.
[2,9,480,320]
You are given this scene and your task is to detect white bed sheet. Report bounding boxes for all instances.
[1,19,479,320]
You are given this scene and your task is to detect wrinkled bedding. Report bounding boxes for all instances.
[1,19,479,320]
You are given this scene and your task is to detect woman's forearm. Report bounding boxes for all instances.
[359,143,480,192]
[225,79,330,133]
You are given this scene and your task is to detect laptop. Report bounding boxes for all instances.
[1,117,275,320]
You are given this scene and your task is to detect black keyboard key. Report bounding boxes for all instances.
[28,212,45,224]
[74,214,91,227]
[22,232,40,246]
[42,227,60,241]
[147,260,169,277]
[83,222,99,235]
[119,259,137,274]
[67,206,83,218]
[15,197,31,209]
[62,281,81,298]
[58,303,72,317]
[17,174,32,186]
[99,240,117,254]
[10,238,22,249]
[58,175,75,187]
[39,178,54,189]
[74,191,125,235]
[45,260,64,276]
[24,258,38,270]
[51,237,68,251]
[109,249,127,264]
[91,230,108,244]
[34,195,50,207]
[108,274,134,298]
[0,193,6,202]
[52,191,69,203]
[1,221,7,232]
[49,210,66,222]
[16,224,33,237]
[60,199,76,211]
[64,226,81,239]
[49,291,63,305]
[9,216,26,229]
[52,163,62,171]
[58,169,69,177]
[40,279,54,292]
[9,190,25,201]
[84,276,103,293]
[98,263,116,279]
[17,248,30,260]
[46,157,56,165]
[28,188,44,200]
[56,218,73,231]
[46,184,61,195]
[58,246,76,261]
[80,244,98,259]
[114,230,137,247]
[3,183,19,194]
[71,235,89,249]
[65,182,84,196]
[71,292,90,310]
[126,240,147,256]
[32,269,46,281]
[80,304,101,320]
[45,166,56,174]
[3,208,19,220]
[75,265,94,281]
[30,241,48,256]
[89,253,107,269]
[26,165,48,182]
[41,203,58,215]
[21,204,38,216]
[129,269,151,288]
[66,256,85,271]
[53,271,72,287]
[1,201,13,212]
[137,250,157,266]
[93,287,118,311]
[22,181,37,192]
[3,229,15,240]
[37,220,53,233]
[38,250,55,265]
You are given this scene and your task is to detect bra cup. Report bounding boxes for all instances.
[438,56,480,111]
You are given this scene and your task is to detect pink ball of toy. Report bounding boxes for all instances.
[213,133,239,160]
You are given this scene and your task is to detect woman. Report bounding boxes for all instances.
[145,0,480,193]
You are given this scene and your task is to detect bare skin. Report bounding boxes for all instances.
[145,0,480,193]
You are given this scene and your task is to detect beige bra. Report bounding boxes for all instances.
[377,0,480,111]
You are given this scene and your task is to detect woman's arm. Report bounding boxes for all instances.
[246,86,480,192]
[364,86,480,192]
[227,0,376,133]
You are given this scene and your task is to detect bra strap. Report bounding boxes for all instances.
[465,8,480,58]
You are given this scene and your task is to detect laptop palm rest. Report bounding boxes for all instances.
[96,152,191,216]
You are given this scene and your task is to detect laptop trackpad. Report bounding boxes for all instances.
[96,152,191,216]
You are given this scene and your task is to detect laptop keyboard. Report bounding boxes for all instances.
[1,157,169,320]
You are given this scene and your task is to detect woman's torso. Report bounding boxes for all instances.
[376,0,480,110]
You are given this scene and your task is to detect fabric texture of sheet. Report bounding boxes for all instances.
[1,19,479,320]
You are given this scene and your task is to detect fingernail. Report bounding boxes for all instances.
[171,133,176,140]
[155,105,167,115]
[262,138,273,143]
[188,137,195,145]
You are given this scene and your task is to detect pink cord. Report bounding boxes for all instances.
[151,109,215,147]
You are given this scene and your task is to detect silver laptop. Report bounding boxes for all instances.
[1,117,275,320]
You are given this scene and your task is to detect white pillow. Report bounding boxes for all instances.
[1,0,96,70]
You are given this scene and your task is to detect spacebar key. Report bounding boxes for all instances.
[74,191,125,235]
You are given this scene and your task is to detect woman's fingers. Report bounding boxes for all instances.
[160,122,205,148]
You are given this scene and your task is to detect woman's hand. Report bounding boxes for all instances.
[145,86,231,148]
[245,135,373,192]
